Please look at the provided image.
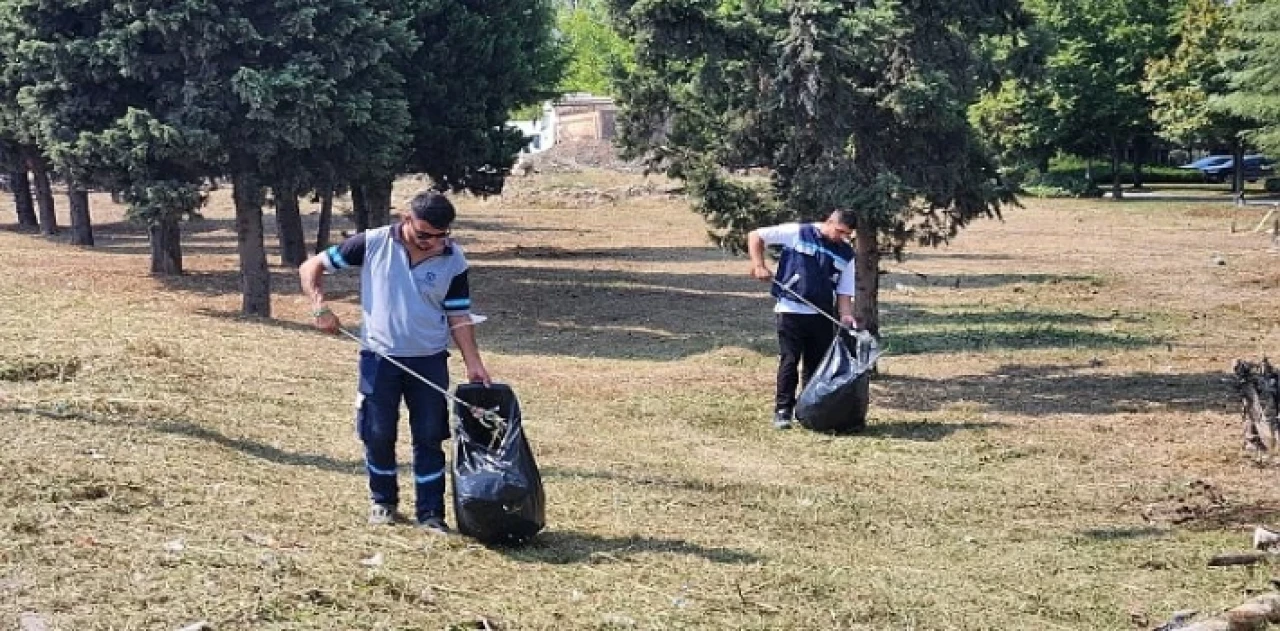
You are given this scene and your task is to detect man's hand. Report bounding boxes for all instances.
[466,362,492,387]
[750,264,773,282]
[313,307,340,334]
[840,314,858,330]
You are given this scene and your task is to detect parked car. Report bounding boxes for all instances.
[1202,155,1275,183]
[1178,155,1232,171]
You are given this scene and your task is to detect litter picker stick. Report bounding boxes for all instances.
[337,328,505,428]
[771,273,851,331]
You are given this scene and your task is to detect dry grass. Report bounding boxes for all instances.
[1,175,1279,630]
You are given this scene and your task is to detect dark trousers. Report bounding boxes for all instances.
[775,313,836,413]
[356,350,450,522]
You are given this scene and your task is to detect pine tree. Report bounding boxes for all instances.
[610,0,1031,334]
[1215,0,1280,157]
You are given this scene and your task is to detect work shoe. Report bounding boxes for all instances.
[773,409,793,430]
[417,513,452,536]
[368,503,401,526]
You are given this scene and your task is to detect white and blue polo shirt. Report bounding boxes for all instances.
[759,222,855,315]
[322,223,471,356]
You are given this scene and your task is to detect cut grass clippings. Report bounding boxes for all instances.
[1,172,1278,629]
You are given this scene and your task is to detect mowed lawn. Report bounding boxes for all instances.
[1,173,1278,630]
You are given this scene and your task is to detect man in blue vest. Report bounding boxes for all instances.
[747,210,857,429]
[299,191,491,534]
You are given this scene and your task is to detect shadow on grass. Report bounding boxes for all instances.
[880,272,1101,290]
[466,244,738,264]
[875,364,1231,416]
[79,220,1162,362]
[499,530,762,565]
[6,404,363,475]
[860,420,1008,441]
[880,326,1162,356]
[541,465,761,495]
[182,269,1164,362]
[1078,526,1169,541]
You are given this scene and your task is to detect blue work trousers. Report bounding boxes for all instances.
[356,350,450,522]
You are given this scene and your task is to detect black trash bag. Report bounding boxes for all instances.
[795,330,880,433]
[451,383,546,544]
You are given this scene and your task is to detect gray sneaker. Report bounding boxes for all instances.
[417,513,452,536]
[368,503,401,526]
[773,409,793,430]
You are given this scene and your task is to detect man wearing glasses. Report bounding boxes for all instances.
[299,190,491,534]
[746,209,858,430]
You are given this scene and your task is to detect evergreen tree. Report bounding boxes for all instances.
[1,0,413,314]
[610,0,1030,334]
[1215,0,1280,157]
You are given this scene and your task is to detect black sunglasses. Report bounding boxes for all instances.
[413,227,451,240]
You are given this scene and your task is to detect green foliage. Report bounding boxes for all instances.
[611,0,1030,253]
[1143,0,1245,148]
[1215,0,1280,155]
[0,0,413,224]
[970,79,1056,177]
[399,0,564,195]
[1027,0,1176,157]
[557,0,633,96]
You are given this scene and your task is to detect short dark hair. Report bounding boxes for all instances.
[409,191,456,228]
[833,209,857,229]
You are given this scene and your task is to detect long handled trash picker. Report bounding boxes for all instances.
[337,328,507,440]
[771,273,881,364]
[772,273,853,330]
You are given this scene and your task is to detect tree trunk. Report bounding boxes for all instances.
[315,187,334,253]
[351,182,370,232]
[148,214,183,275]
[29,161,57,235]
[1232,139,1246,195]
[8,170,38,230]
[1110,138,1124,200]
[1132,136,1147,190]
[67,188,93,246]
[233,171,272,317]
[272,181,307,267]
[367,176,393,228]
[853,222,881,337]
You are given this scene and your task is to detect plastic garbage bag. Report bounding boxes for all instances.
[795,330,880,433]
[451,383,545,544]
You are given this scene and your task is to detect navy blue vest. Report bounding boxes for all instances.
[770,224,854,315]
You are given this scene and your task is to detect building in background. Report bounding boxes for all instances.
[509,93,617,155]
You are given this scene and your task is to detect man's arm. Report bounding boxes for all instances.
[836,257,857,329]
[449,316,490,386]
[747,229,772,281]
[836,294,856,329]
[442,267,490,385]
[298,235,366,334]
[300,254,340,334]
